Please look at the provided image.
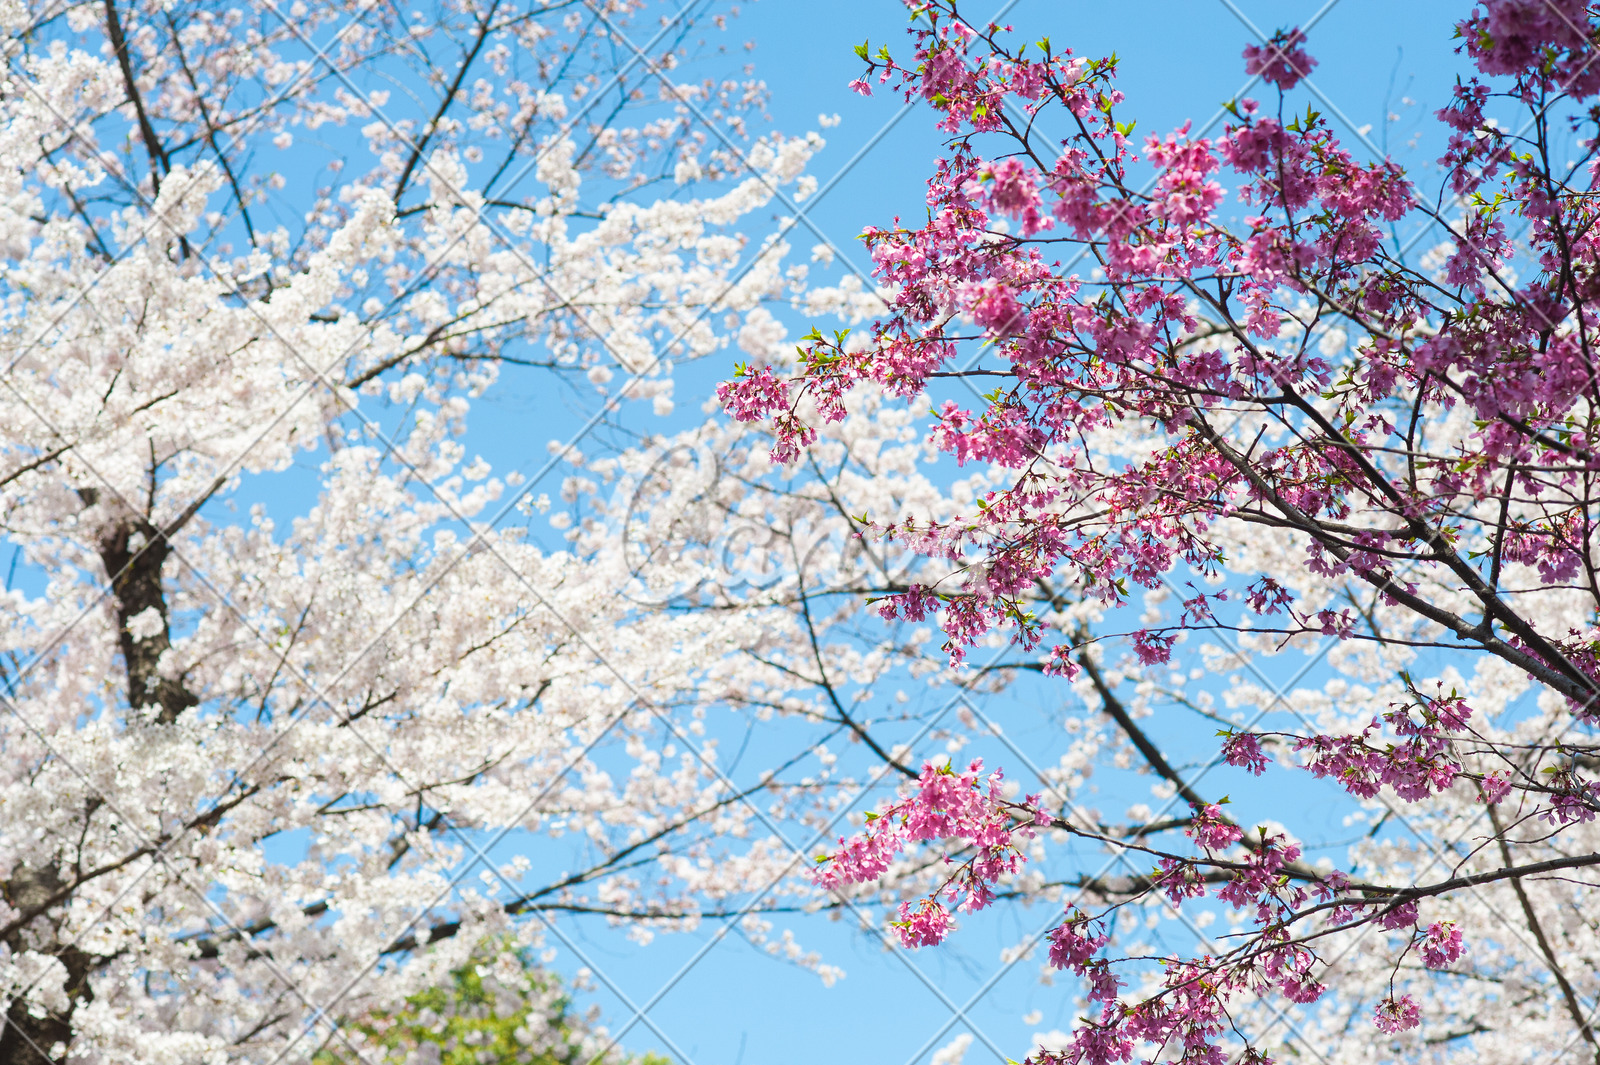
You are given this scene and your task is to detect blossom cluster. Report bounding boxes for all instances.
[815,760,1044,947]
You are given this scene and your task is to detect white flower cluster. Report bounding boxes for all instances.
[0,2,921,1061]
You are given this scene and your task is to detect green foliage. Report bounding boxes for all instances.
[313,941,669,1065]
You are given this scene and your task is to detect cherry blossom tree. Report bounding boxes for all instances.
[724,1,1600,1061]
[0,0,971,1061]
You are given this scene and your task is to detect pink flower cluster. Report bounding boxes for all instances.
[1220,731,1270,776]
[1459,0,1600,98]
[1241,27,1318,91]
[1420,921,1464,969]
[1374,994,1421,1033]
[1185,803,1244,852]
[1046,910,1108,972]
[814,759,1043,948]
[1295,690,1475,804]
[717,366,816,464]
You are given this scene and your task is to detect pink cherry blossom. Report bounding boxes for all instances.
[1420,922,1464,969]
[895,898,955,947]
[1241,28,1319,91]
[1374,994,1421,1033]
[1047,912,1109,972]
[1186,803,1244,851]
